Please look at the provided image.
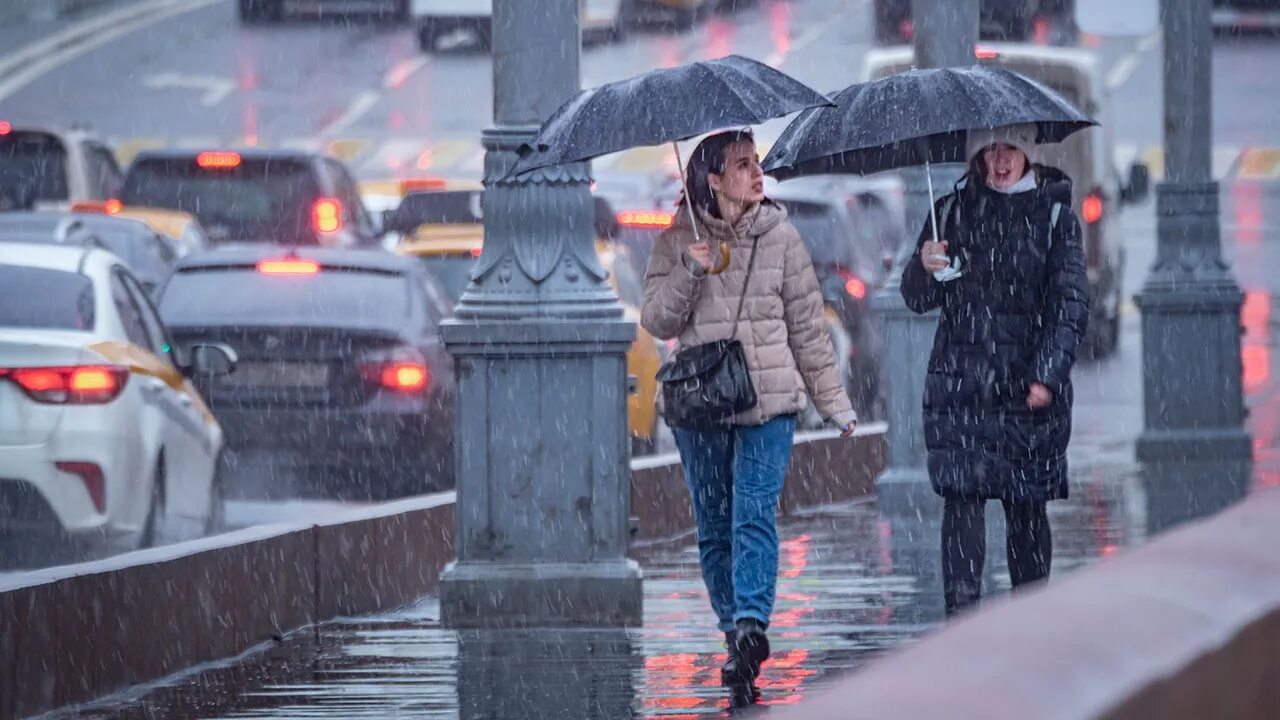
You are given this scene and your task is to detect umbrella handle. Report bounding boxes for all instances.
[709,241,731,275]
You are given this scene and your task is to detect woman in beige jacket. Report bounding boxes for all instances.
[641,130,856,704]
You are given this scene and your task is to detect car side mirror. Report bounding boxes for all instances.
[187,343,238,377]
[1122,162,1151,205]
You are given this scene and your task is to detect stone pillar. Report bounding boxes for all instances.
[1136,0,1252,531]
[438,0,642,628]
[873,0,979,515]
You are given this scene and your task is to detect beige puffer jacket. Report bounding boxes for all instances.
[641,200,856,428]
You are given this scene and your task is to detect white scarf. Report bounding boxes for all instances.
[989,171,1037,195]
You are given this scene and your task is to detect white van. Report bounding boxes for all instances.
[411,0,633,51]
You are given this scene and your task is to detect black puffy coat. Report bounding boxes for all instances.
[901,166,1089,502]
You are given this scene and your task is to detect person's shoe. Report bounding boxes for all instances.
[721,630,760,706]
[732,618,770,680]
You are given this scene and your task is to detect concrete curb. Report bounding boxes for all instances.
[774,488,1280,720]
[0,430,887,718]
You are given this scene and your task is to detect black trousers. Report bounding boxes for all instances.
[941,496,1052,616]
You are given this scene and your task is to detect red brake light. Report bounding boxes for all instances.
[1082,193,1104,224]
[617,210,675,229]
[56,462,106,513]
[196,151,241,169]
[844,276,868,300]
[0,121,10,135]
[312,198,342,234]
[359,348,430,394]
[400,178,447,194]
[6,366,127,403]
[470,247,483,258]
[838,269,868,300]
[257,259,320,275]
[104,198,123,215]
[975,46,999,59]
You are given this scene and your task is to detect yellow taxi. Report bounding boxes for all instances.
[393,194,663,454]
[71,200,209,256]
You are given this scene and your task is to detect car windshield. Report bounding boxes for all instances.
[0,265,95,330]
[120,157,320,244]
[418,255,474,303]
[159,265,410,328]
[0,132,69,204]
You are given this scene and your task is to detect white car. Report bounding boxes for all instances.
[0,243,235,552]
[411,0,633,51]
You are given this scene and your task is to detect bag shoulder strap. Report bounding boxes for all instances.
[731,233,762,341]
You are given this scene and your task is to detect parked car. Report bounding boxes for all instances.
[0,243,232,557]
[0,122,123,210]
[863,43,1151,358]
[0,211,179,295]
[411,0,633,51]
[873,0,1040,45]
[120,149,381,248]
[157,247,457,499]
[238,0,408,23]
[770,178,889,418]
[388,190,666,454]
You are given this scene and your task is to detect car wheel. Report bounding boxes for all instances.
[631,433,657,458]
[417,21,438,51]
[238,0,282,24]
[140,461,165,548]
[475,20,493,51]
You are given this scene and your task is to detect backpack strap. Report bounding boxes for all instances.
[1048,202,1063,254]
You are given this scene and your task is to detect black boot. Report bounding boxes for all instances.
[733,619,770,678]
[720,630,761,707]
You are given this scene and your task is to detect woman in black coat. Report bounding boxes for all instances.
[901,123,1090,616]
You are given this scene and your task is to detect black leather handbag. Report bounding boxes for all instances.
[656,235,761,429]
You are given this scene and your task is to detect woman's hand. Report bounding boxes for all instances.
[1027,383,1053,410]
[839,420,857,438]
[685,241,714,271]
[921,240,950,273]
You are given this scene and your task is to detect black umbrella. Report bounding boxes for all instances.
[509,55,830,269]
[761,65,1095,244]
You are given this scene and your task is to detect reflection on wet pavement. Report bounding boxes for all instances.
[60,468,1143,720]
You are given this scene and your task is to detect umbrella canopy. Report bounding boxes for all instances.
[509,54,830,177]
[762,65,1095,181]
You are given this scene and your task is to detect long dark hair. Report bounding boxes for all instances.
[683,129,755,220]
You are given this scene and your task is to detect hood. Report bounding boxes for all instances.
[673,198,787,243]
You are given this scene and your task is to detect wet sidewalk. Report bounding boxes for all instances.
[53,460,1141,719]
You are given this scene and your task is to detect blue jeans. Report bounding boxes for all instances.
[672,414,797,632]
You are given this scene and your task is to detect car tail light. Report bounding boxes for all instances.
[196,151,241,169]
[470,246,483,258]
[1082,192,1104,224]
[900,19,914,40]
[4,365,128,403]
[359,347,430,393]
[257,258,320,275]
[838,269,868,300]
[400,178,447,194]
[71,199,123,215]
[975,46,1000,59]
[312,197,342,234]
[56,462,106,513]
[617,210,675,229]
[0,121,11,135]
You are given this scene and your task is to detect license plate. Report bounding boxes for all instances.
[224,362,330,388]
